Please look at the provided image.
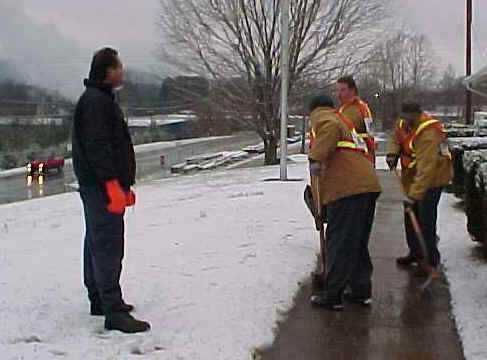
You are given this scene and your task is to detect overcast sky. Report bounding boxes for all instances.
[394,0,487,73]
[0,0,486,98]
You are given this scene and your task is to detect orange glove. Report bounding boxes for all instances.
[105,180,126,215]
[126,189,136,207]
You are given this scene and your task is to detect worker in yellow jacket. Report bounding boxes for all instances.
[386,102,453,274]
[337,76,376,165]
[308,93,381,311]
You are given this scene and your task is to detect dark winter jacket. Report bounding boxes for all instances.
[72,79,136,191]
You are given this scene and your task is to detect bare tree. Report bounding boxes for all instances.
[157,0,388,164]
[356,28,438,128]
[406,33,436,93]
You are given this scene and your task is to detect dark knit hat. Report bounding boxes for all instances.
[401,101,423,114]
[308,93,335,113]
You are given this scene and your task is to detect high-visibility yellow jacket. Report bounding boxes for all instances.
[309,107,381,205]
[339,96,376,163]
[389,113,453,200]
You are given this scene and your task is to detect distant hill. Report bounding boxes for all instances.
[0,59,71,105]
[0,59,24,83]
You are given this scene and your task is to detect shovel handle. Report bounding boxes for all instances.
[393,169,433,270]
[312,176,327,277]
[406,208,431,267]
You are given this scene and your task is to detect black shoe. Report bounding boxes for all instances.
[396,253,420,266]
[90,301,135,316]
[343,292,373,306]
[310,294,344,311]
[121,302,135,313]
[90,303,104,316]
[104,312,151,333]
[414,265,439,278]
[413,267,428,278]
[311,271,326,292]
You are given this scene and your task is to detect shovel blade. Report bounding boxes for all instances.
[419,267,440,291]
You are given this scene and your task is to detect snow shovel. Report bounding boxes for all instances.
[304,184,325,291]
[393,169,440,291]
[304,184,322,231]
[312,178,327,291]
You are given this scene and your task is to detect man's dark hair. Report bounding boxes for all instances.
[401,101,423,114]
[308,93,335,112]
[337,76,358,93]
[88,47,120,82]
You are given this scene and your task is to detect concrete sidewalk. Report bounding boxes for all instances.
[260,171,463,360]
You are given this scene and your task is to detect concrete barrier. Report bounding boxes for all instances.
[0,136,235,180]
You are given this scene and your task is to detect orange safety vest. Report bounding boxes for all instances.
[339,98,376,163]
[395,114,450,169]
[309,110,368,157]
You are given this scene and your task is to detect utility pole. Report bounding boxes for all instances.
[280,0,289,180]
[466,0,473,125]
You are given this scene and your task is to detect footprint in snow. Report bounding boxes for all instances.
[49,349,68,357]
[228,191,264,199]
[130,343,166,355]
[201,265,220,272]
[238,242,256,248]
[12,335,43,344]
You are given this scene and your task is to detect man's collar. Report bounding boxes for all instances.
[83,79,115,98]
[341,96,359,107]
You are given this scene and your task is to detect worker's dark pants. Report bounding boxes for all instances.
[404,187,443,268]
[79,185,125,314]
[325,192,379,300]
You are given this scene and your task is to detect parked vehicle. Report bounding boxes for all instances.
[26,156,65,176]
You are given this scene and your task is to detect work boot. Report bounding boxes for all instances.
[414,264,439,278]
[121,302,135,313]
[91,301,135,316]
[311,271,325,292]
[90,302,104,316]
[343,292,373,306]
[396,253,420,266]
[310,293,344,312]
[413,267,429,278]
[104,312,151,333]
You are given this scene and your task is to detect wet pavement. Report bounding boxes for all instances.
[260,171,464,360]
[0,133,260,205]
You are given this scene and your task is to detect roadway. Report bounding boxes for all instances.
[0,133,261,205]
[0,132,390,205]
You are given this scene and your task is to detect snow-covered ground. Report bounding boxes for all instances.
[3,153,482,360]
[439,194,487,360]
[0,161,316,360]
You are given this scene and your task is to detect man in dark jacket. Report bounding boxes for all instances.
[72,47,150,333]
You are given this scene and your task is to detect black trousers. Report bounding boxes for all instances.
[325,192,379,300]
[404,187,443,268]
[79,185,125,314]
